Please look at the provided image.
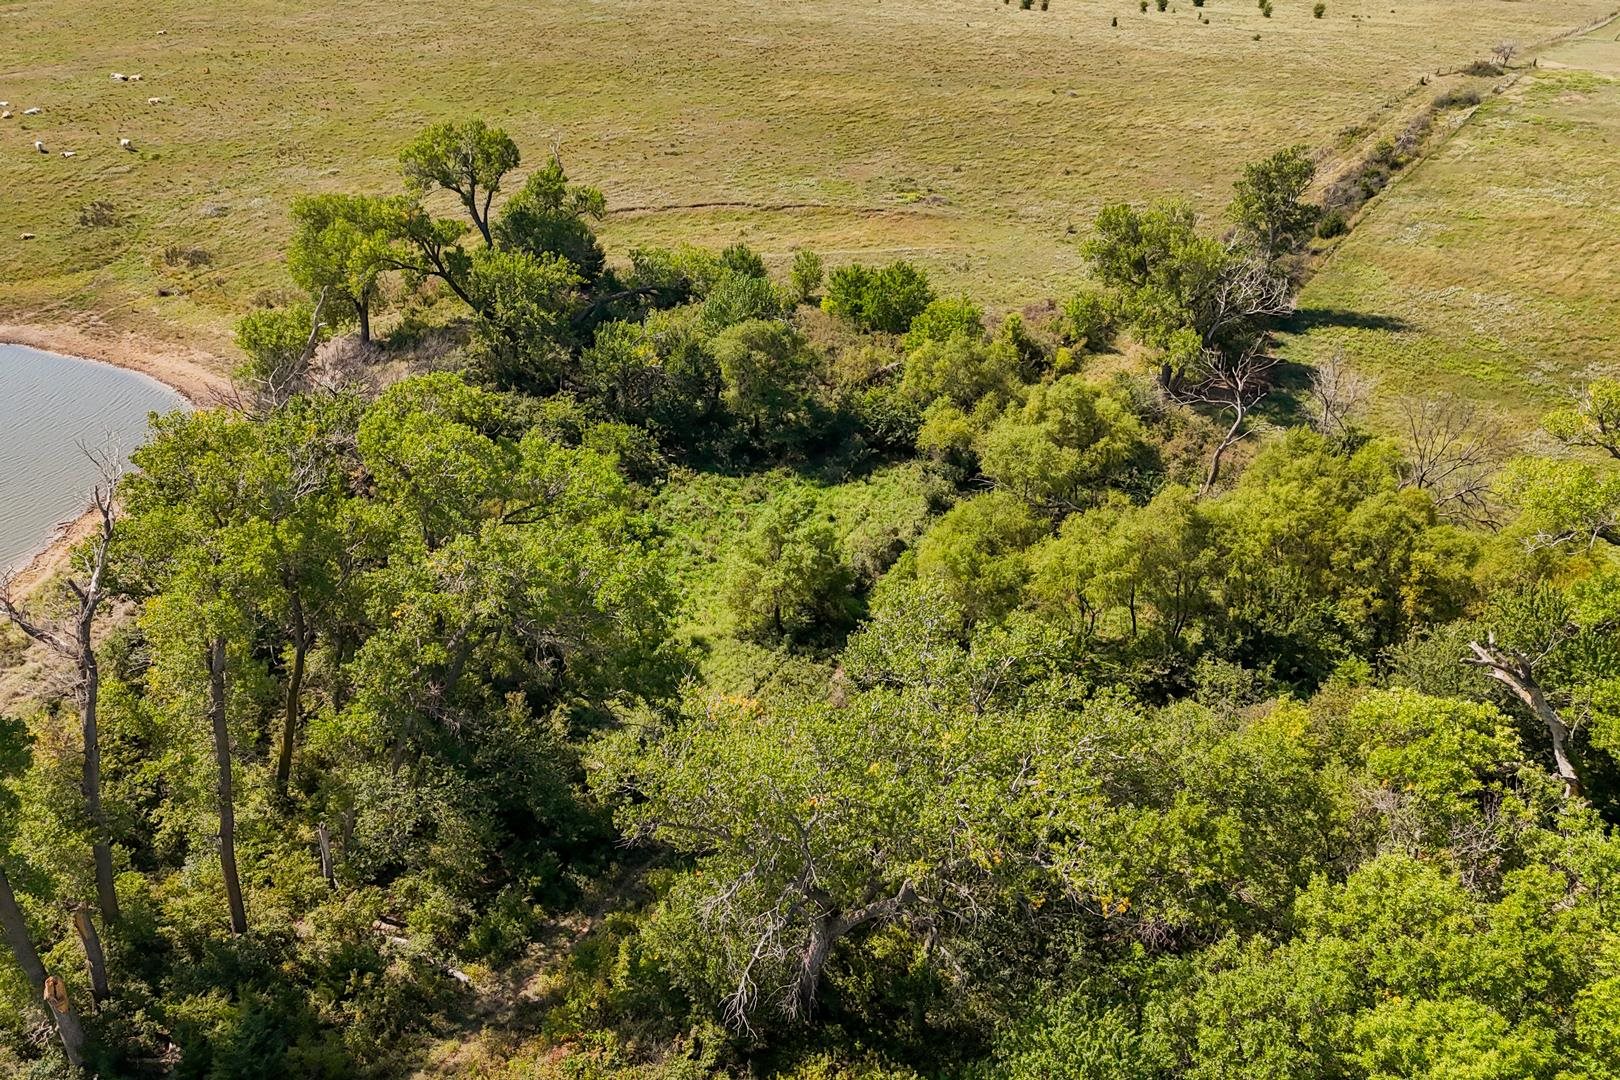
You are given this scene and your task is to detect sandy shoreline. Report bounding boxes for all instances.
[1,322,231,594]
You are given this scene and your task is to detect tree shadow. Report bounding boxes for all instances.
[1282,307,1414,334]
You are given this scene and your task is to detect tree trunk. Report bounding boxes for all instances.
[1467,639,1582,797]
[209,637,249,935]
[1,868,85,1066]
[78,628,119,925]
[791,912,840,1021]
[317,824,336,889]
[356,295,372,345]
[43,976,87,1068]
[0,865,47,1000]
[1201,408,1246,497]
[788,884,915,1022]
[72,904,109,1003]
[273,592,308,800]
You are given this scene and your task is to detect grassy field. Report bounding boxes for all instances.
[2,0,1614,358]
[1280,27,1620,424]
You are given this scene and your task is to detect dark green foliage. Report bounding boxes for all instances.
[822,261,935,334]
[492,156,608,282]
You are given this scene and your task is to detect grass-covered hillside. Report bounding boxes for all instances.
[3,0,1615,352]
[1282,30,1620,422]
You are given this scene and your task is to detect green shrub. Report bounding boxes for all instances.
[1156,0,1168,11]
[1315,209,1348,238]
[1313,1,1325,14]
[822,261,935,335]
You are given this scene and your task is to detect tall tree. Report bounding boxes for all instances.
[1,456,123,925]
[399,118,520,247]
[1229,144,1319,257]
[288,193,402,344]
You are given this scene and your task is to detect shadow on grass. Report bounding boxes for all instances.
[1282,307,1413,334]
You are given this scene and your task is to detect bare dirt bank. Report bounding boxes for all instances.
[0,321,230,407]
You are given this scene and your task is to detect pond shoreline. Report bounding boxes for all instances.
[0,324,227,595]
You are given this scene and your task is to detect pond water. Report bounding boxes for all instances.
[0,343,187,574]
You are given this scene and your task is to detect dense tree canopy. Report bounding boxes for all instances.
[5,119,1620,1080]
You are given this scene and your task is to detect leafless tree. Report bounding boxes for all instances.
[1,446,124,927]
[1492,40,1520,67]
[1395,395,1513,526]
[1197,246,1297,348]
[1306,349,1378,440]
[1180,341,1281,496]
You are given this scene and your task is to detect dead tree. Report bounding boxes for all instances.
[1396,395,1512,526]
[1464,633,1581,797]
[1492,40,1519,68]
[43,976,88,1068]
[1306,349,1377,440]
[1,451,123,925]
[1181,342,1280,496]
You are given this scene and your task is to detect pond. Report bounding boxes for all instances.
[0,343,187,574]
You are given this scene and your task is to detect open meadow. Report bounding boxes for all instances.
[3,0,1615,360]
[1281,25,1620,423]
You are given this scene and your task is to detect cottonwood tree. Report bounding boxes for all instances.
[288,194,402,343]
[492,154,607,281]
[1544,378,1620,461]
[1230,144,1319,257]
[1,450,123,928]
[0,718,88,1067]
[596,683,1087,1030]
[400,118,520,247]
[1083,200,1294,391]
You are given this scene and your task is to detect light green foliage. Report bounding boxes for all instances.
[724,491,853,642]
[712,318,819,440]
[465,248,584,391]
[12,94,1620,1079]
[912,490,1048,624]
[902,296,984,351]
[700,270,783,331]
[787,249,826,308]
[1229,144,1318,255]
[1028,484,1213,642]
[1084,199,1226,351]
[822,261,935,334]
[232,303,327,397]
[592,668,1096,1029]
[399,117,521,244]
[1545,378,1620,461]
[901,333,1022,412]
[975,375,1150,508]
[287,193,403,341]
[1060,289,1118,352]
[1498,454,1620,558]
